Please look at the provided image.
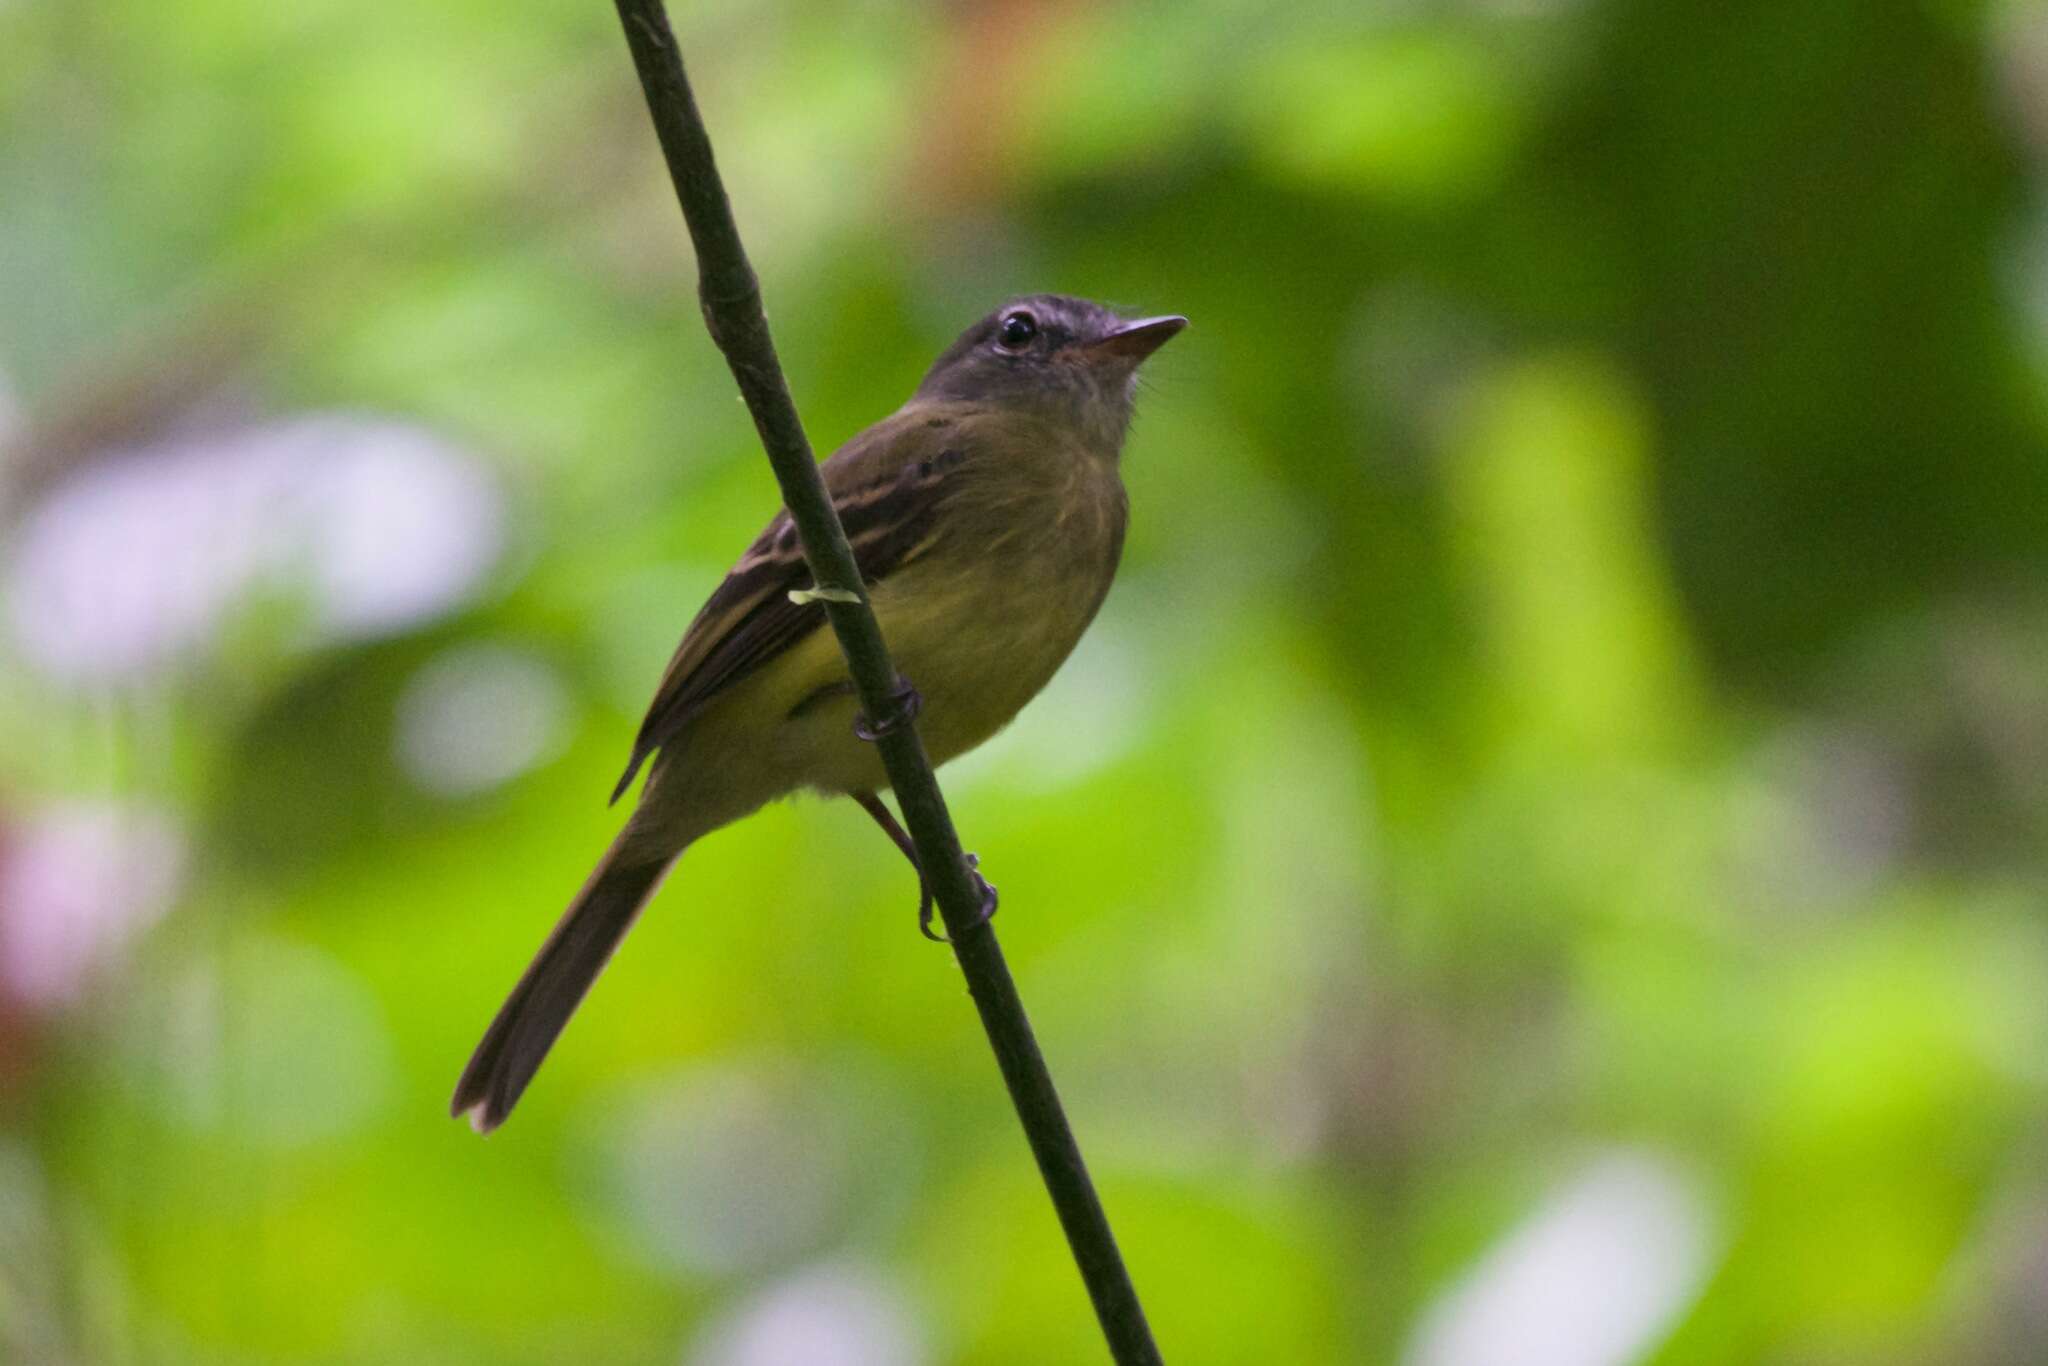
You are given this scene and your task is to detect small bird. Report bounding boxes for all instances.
[451,294,1184,1132]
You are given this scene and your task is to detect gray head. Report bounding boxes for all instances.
[915,294,1185,451]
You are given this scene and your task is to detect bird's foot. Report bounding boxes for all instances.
[922,854,998,944]
[853,677,921,742]
[850,791,996,944]
[853,791,935,940]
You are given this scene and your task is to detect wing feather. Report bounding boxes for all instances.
[609,425,970,802]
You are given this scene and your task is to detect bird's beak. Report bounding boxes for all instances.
[1084,315,1187,362]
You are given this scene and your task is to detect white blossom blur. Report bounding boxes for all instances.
[1403,1150,1715,1366]
[5,414,503,683]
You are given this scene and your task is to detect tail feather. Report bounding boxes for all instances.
[451,836,673,1133]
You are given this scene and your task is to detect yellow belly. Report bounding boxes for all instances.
[633,454,1123,849]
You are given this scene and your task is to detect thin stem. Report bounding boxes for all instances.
[606,4,1164,1361]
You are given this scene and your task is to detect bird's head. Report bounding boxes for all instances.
[915,294,1185,451]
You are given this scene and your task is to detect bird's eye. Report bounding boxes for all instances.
[996,311,1038,350]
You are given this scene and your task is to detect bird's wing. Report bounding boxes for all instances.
[610,413,973,802]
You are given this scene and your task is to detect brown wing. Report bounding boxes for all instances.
[609,425,971,803]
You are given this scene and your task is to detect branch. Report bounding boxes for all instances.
[607,4,1164,1360]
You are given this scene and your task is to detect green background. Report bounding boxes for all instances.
[4,0,2047,1362]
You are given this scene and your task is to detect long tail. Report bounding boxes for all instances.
[451,832,675,1133]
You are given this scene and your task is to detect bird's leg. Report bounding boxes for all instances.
[850,679,996,940]
[852,791,935,936]
[852,676,922,741]
[850,790,998,943]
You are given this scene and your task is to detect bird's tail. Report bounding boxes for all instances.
[451,831,675,1133]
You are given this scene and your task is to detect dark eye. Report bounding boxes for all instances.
[997,311,1038,350]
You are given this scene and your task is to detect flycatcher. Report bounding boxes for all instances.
[452,294,1184,1132]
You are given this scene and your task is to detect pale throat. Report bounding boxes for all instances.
[1035,364,1139,455]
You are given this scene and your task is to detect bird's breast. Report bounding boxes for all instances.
[868,459,1126,769]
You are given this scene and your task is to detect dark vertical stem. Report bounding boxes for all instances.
[606,3,1164,1361]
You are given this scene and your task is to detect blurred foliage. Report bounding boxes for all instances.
[3,0,2048,1363]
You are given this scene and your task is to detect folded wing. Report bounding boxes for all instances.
[610,420,971,802]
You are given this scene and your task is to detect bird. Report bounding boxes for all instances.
[451,294,1184,1132]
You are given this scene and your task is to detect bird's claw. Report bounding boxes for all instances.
[853,678,922,742]
[922,854,998,944]
[850,792,995,944]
